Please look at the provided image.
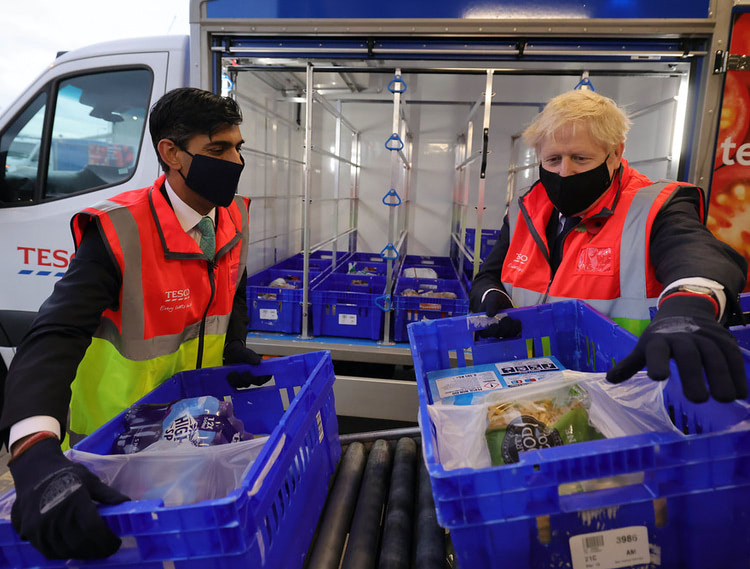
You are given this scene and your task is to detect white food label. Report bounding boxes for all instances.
[339,313,357,325]
[436,371,501,399]
[569,526,650,569]
[259,308,278,320]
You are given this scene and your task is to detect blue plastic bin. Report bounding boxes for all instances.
[393,277,468,342]
[0,351,340,569]
[311,273,387,340]
[463,227,500,260]
[407,300,750,569]
[270,250,348,272]
[733,292,750,350]
[247,268,326,334]
[345,251,391,264]
[403,254,454,267]
[400,263,458,280]
[335,260,389,276]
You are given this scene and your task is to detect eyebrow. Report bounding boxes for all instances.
[203,139,245,150]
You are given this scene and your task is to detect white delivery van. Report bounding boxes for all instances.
[0,0,747,423]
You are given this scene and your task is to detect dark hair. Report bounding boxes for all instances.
[149,88,243,171]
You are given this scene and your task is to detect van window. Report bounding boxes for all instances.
[0,68,152,205]
[0,93,46,203]
[44,69,152,198]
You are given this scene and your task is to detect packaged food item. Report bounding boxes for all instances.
[484,383,605,465]
[111,395,252,454]
[401,267,438,279]
[427,356,566,405]
[426,368,683,471]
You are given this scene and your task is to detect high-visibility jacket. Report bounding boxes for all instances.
[503,162,704,335]
[67,175,249,438]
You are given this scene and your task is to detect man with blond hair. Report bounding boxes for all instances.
[471,89,747,404]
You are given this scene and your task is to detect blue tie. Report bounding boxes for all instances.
[197,216,215,260]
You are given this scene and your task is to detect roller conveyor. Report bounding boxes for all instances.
[304,427,453,569]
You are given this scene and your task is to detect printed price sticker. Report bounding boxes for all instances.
[259,308,278,321]
[339,313,357,326]
[569,526,649,569]
[436,370,503,398]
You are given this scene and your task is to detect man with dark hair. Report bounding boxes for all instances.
[0,87,269,560]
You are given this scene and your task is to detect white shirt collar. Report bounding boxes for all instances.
[164,178,215,231]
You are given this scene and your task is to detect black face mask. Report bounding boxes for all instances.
[539,157,612,217]
[178,151,244,208]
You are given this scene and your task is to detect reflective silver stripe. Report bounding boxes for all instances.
[619,181,671,308]
[93,313,231,361]
[504,194,524,300]
[235,195,249,288]
[105,206,146,340]
[503,181,676,321]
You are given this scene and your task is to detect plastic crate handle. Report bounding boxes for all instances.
[556,471,655,513]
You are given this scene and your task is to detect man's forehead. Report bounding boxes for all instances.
[196,125,243,146]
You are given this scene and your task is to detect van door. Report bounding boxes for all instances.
[0,51,169,382]
[0,52,169,314]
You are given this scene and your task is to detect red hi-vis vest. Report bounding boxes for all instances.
[67,175,249,438]
[502,162,705,336]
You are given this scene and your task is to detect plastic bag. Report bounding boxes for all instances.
[112,395,252,454]
[484,379,605,465]
[428,369,682,471]
[68,436,268,506]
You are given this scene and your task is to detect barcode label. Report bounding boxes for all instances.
[569,526,649,569]
[584,535,605,550]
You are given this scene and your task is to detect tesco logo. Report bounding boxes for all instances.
[165,289,191,302]
[718,137,750,166]
[18,246,73,268]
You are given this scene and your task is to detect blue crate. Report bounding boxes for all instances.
[335,260,389,276]
[400,263,458,280]
[311,273,387,340]
[464,228,500,260]
[407,300,750,569]
[733,292,750,350]
[403,254,454,267]
[393,278,468,342]
[270,250,349,272]
[247,268,325,334]
[0,351,340,569]
[345,251,391,264]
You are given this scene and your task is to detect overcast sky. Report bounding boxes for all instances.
[0,0,191,113]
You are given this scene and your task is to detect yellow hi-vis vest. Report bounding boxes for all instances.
[67,176,249,439]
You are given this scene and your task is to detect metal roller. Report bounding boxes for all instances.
[340,439,394,569]
[378,437,418,569]
[415,455,445,569]
[306,441,367,569]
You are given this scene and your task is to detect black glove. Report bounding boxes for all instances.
[9,437,129,560]
[223,340,273,388]
[606,294,748,403]
[478,315,522,339]
[480,289,512,317]
[477,290,521,339]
